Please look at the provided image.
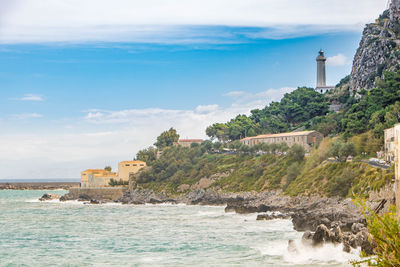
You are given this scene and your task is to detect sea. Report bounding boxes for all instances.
[0,190,361,266]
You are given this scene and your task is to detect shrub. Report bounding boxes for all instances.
[353,204,400,266]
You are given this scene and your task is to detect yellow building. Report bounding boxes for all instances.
[117,160,147,181]
[80,169,117,188]
[80,160,146,188]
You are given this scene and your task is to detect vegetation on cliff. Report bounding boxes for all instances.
[205,70,400,143]
[133,138,393,198]
[354,204,400,266]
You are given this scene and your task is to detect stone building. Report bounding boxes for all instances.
[80,160,146,188]
[174,139,204,148]
[239,130,323,152]
[393,124,400,213]
[384,127,395,163]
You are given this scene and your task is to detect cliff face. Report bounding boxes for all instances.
[350,0,400,92]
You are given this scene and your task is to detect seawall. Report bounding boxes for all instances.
[67,187,127,201]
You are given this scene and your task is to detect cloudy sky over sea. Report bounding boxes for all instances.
[0,0,388,179]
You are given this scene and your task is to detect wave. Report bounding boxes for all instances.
[256,239,361,265]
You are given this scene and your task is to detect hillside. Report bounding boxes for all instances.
[351,1,400,92]
[131,4,400,199]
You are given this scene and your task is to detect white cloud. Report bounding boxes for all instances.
[0,87,293,179]
[12,94,44,101]
[195,104,219,114]
[224,87,295,105]
[11,113,43,119]
[327,53,349,66]
[0,0,388,43]
[223,91,246,97]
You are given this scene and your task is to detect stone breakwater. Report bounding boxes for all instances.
[61,188,394,254]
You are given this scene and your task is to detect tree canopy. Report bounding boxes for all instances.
[154,128,180,149]
[206,87,329,142]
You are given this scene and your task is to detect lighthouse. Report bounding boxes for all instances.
[315,50,334,93]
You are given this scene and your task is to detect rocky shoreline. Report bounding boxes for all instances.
[1,182,80,190]
[58,187,395,254]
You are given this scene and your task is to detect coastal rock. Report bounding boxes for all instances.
[177,184,190,192]
[77,194,91,201]
[190,178,214,190]
[256,213,290,220]
[39,193,60,201]
[301,231,313,246]
[351,222,366,234]
[312,224,334,246]
[331,225,344,243]
[356,231,376,255]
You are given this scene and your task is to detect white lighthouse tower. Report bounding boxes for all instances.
[315,50,334,93]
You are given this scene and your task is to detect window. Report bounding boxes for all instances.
[125,164,130,166]
[140,164,144,166]
[133,164,137,166]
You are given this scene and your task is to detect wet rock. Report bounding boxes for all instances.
[343,242,351,253]
[149,198,163,204]
[256,213,290,220]
[39,193,60,201]
[331,225,344,244]
[77,194,91,201]
[351,222,366,234]
[312,224,334,246]
[90,199,100,204]
[288,240,298,254]
[301,231,313,246]
[357,231,376,256]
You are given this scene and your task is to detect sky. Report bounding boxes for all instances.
[0,0,389,180]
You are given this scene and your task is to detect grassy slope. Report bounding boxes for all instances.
[135,142,394,198]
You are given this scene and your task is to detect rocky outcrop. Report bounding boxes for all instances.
[301,223,376,254]
[351,0,400,92]
[39,193,60,201]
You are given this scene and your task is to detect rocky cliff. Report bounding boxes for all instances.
[351,0,400,92]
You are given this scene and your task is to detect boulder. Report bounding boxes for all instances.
[77,194,91,201]
[331,225,344,243]
[351,222,366,234]
[39,193,60,201]
[301,231,313,246]
[312,224,334,246]
[90,199,100,204]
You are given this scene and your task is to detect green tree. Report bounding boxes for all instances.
[328,140,357,162]
[154,128,180,149]
[288,144,305,161]
[104,166,112,172]
[136,146,157,165]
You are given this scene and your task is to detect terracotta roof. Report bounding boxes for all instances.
[241,131,318,141]
[178,139,204,142]
[81,169,115,174]
[119,160,146,164]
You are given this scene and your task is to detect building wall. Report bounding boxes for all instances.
[394,125,400,214]
[81,169,117,188]
[240,131,323,152]
[87,174,117,187]
[385,127,395,163]
[117,161,146,181]
[175,139,204,148]
[68,187,127,201]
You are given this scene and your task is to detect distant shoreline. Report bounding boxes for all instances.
[0,182,80,190]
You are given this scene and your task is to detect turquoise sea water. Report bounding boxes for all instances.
[0,190,360,266]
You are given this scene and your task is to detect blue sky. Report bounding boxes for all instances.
[0,0,388,179]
